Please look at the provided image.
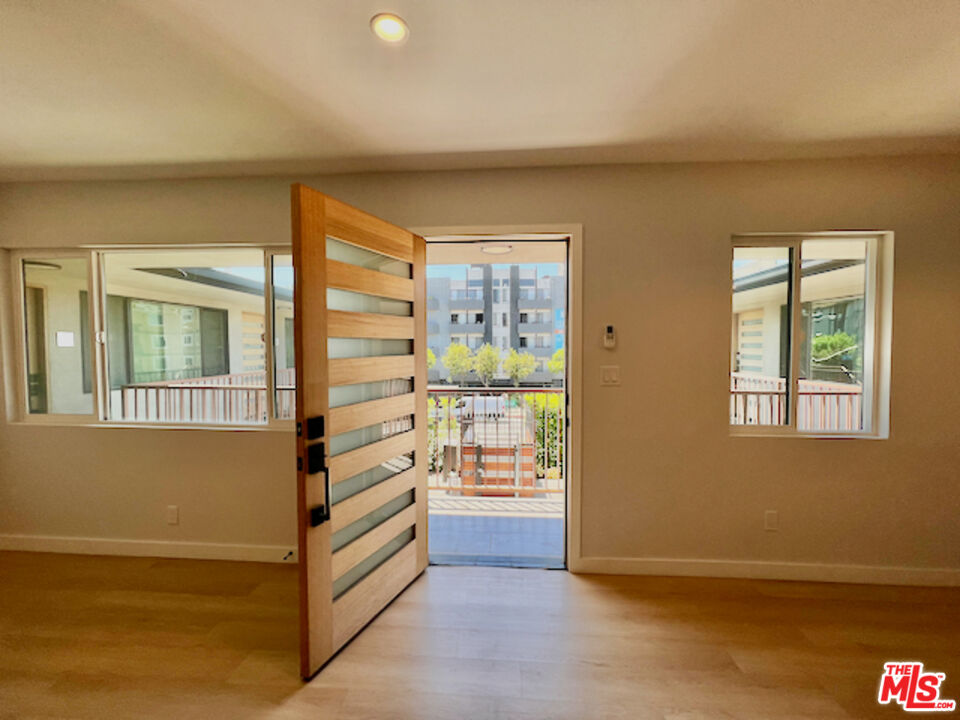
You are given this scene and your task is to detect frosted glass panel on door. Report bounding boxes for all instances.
[329,416,413,456]
[332,528,415,600]
[327,237,411,278]
[327,339,413,359]
[331,453,414,505]
[329,378,413,408]
[331,490,415,553]
[327,288,412,317]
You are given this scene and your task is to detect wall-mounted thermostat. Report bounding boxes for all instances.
[603,325,616,349]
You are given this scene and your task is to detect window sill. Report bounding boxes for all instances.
[8,419,296,433]
[730,427,887,440]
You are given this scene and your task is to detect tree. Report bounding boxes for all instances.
[812,331,857,361]
[427,395,459,474]
[441,343,473,384]
[503,349,537,386]
[426,347,436,370]
[547,348,565,376]
[528,391,564,476]
[472,344,501,386]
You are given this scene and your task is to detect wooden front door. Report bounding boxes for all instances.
[291,184,428,679]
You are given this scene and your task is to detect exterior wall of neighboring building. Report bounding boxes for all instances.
[428,263,565,384]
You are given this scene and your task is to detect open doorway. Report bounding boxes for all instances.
[425,236,569,568]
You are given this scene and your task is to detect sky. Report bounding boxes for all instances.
[426,263,562,279]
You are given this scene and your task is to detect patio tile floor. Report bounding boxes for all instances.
[427,496,565,569]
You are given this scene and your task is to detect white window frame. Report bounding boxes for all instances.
[730,231,893,439]
[9,244,295,430]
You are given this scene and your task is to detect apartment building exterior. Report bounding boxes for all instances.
[427,264,565,384]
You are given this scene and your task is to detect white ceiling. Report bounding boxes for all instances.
[427,240,567,265]
[1,0,959,181]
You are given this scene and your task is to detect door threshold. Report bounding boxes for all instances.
[429,554,565,570]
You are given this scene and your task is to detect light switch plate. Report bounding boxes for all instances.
[764,510,779,531]
[600,365,621,386]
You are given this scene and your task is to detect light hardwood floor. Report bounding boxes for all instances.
[0,551,956,719]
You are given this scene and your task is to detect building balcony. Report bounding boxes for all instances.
[517,296,552,310]
[113,368,295,424]
[117,368,862,433]
[427,386,566,566]
[519,345,554,357]
[449,297,484,310]
[450,321,485,334]
[518,320,553,333]
[730,372,864,431]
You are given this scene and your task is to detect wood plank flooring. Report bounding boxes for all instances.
[0,551,957,719]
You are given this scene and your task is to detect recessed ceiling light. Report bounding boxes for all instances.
[481,244,513,255]
[370,13,409,43]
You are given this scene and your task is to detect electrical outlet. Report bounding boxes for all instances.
[166,505,179,526]
[764,510,779,531]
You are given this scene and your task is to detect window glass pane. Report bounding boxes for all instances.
[731,247,791,426]
[271,254,295,420]
[22,257,93,415]
[102,249,266,424]
[799,239,867,432]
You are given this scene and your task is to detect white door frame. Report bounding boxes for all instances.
[413,224,584,571]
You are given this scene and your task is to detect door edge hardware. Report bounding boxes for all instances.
[307,442,326,475]
[309,504,330,527]
[306,415,324,440]
[309,468,332,528]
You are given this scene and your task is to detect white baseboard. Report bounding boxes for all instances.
[0,534,298,564]
[570,555,960,587]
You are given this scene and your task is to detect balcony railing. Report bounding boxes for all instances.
[730,372,863,431]
[518,320,553,333]
[116,369,295,424]
[117,367,860,433]
[428,387,565,498]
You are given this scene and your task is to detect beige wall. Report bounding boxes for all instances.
[1,154,958,578]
